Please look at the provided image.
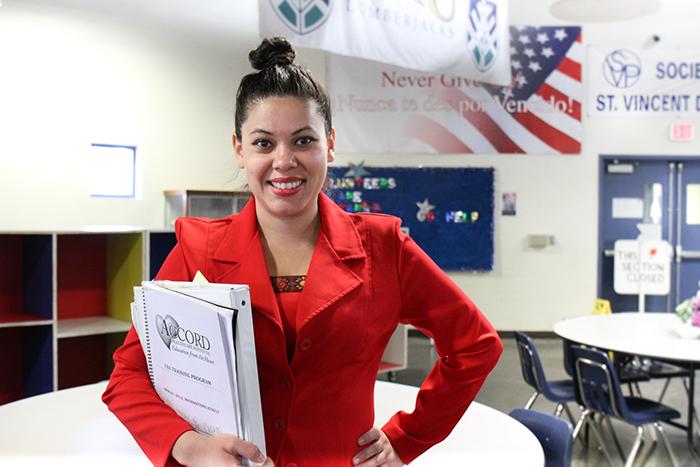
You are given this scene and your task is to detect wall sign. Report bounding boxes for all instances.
[325,165,494,271]
[589,47,700,117]
[614,240,671,295]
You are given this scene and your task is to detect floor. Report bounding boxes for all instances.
[378,333,699,466]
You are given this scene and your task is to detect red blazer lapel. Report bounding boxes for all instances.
[210,198,282,331]
[296,194,367,329]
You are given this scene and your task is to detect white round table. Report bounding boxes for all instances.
[553,312,700,461]
[0,380,543,467]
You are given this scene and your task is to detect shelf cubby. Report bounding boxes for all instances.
[55,232,141,390]
[0,325,53,404]
[147,231,177,279]
[0,234,53,326]
[58,332,127,390]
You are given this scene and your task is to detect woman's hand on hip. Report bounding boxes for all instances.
[172,430,274,466]
[353,427,404,467]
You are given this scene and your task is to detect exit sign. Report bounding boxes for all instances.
[670,123,694,142]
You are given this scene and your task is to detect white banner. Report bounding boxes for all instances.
[588,47,700,117]
[328,26,583,154]
[259,0,512,85]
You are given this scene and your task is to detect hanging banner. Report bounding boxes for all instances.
[328,26,582,154]
[589,47,700,117]
[324,164,494,271]
[259,0,512,85]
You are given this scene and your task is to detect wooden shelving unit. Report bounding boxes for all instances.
[0,227,407,404]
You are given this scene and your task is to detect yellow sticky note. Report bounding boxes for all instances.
[593,298,612,315]
[193,270,210,284]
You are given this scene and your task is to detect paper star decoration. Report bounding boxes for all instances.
[344,162,371,178]
[416,198,435,222]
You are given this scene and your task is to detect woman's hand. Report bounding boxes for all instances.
[353,427,404,467]
[172,430,274,466]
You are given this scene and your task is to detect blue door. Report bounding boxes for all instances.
[599,157,700,313]
[677,161,700,305]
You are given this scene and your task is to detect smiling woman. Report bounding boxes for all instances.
[233,96,335,228]
[102,36,503,467]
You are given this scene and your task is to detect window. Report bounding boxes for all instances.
[88,144,137,198]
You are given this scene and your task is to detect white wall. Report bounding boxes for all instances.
[0,2,254,229]
[2,0,700,330]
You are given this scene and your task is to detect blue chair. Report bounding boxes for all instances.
[564,339,649,397]
[514,332,577,424]
[509,408,573,467]
[570,345,681,467]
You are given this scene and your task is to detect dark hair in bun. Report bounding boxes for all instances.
[235,37,332,138]
[248,37,295,70]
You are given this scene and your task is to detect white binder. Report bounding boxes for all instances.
[131,280,265,456]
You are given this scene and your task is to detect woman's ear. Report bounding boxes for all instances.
[232,133,245,169]
[327,128,336,163]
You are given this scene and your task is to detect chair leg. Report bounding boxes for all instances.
[554,403,564,417]
[624,426,645,467]
[644,423,657,443]
[524,391,539,409]
[654,422,679,467]
[572,409,588,439]
[562,403,577,426]
[633,382,643,397]
[588,417,617,466]
[657,378,671,403]
[572,409,588,448]
[603,416,625,460]
[682,378,700,436]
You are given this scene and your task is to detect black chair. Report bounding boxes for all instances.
[571,345,681,467]
[515,332,577,424]
[509,408,573,467]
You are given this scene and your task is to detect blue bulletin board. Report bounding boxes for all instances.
[325,165,494,271]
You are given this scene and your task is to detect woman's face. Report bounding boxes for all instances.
[234,96,335,222]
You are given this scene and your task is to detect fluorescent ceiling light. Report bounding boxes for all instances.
[550,0,661,22]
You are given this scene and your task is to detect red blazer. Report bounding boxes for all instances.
[103,193,502,466]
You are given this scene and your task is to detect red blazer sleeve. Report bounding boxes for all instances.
[102,221,205,467]
[381,222,503,463]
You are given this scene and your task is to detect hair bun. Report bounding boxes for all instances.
[249,37,296,70]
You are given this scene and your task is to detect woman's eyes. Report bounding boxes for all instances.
[296,136,317,145]
[253,139,272,149]
[252,136,317,149]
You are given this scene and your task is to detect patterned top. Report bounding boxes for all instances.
[271,275,306,293]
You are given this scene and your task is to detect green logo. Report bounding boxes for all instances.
[272,0,332,34]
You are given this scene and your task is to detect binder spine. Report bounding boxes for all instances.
[141,291,155,385]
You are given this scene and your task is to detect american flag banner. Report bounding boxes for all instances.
[328,26,582,155]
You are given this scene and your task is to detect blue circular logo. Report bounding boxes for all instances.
[272,0,332,35]
[603,49,642,89]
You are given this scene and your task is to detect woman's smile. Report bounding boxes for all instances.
[268,177,306,196]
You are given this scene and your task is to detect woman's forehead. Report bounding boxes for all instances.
[246,96,321,122]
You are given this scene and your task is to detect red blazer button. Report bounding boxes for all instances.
[274,418,286,431]
[299,338,312,351]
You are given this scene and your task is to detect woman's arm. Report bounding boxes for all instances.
[380,223,504,464]
[102,243,196,466]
